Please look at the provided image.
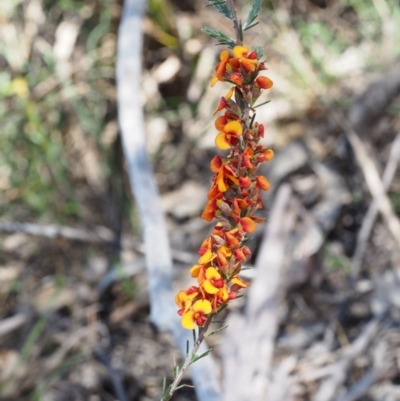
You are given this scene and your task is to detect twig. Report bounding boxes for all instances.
[0,220,196,265]
[116,1,220,401]
[333,370,379,401]
[162,319,212,401]
[312,307,388,401]
[0,313,29,338]
[225,0,243,45]
[93,347,128,401]
[222,184,297,401]
[0,220,116,244]
[332,111,400,249]
[351,132,400,279]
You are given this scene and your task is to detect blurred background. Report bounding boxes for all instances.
[1,0,400,400]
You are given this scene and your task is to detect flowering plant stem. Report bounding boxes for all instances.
[162,0,274,399]
[226,0,243,45]
[161,318,213,401]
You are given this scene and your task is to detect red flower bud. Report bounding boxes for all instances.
[230,72,243,86]
[256,76,273,89]
[239,176,252,188]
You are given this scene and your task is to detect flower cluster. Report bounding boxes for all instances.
[175,45,274,330]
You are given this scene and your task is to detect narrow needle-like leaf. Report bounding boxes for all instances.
[206,325,229,336]
[254,99,271,108]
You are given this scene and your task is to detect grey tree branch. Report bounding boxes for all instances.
[0,220,196,265]
[222,184,297,401]
[312,307,388,401]
[335,112,400,249]
[351,132,400,279]
[116,1,220,400]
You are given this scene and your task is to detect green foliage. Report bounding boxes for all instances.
[206,0,232,20]
[323,246,351,273]
[191,348,213,363]
[201,27,236,48]
[206,325,228,337]
[255,45,264,59]
[243,0,263,30]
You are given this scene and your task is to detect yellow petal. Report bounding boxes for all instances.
[181,311,196,330]
[199,249,215,264]
[217,169,229,192]
[210,75,218,87]
[193,299,212,314]
[219,245,232,257]
[217,286,229,302]
[215,132,231,150]
[233,45,249,59]
[190,264,201,278]
[205,267,221,280]
[225,86,234,99]
[223,120,243,136]
[220,50,230,61]
[175,291,187,307]
[231,276,249,288]
[203,280,219,294]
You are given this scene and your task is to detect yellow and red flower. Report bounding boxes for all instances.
[181,299,212,329]
[215,120,243,150]
[176,44,274,329]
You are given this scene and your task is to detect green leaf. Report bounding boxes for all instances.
[241,236,253,246]
[161,377,167,400]
[254,99,271,108]
[191,348,213,363]
[186,340,189,357]
[206,325,229,337]
[174,365,179,378]
[207,0,232,20]
[255,46,264,59]
[250,113,257,127]
[201,27,236,48]
[192,328,197,343]
[243,0,263,30]
[244,21,260,31]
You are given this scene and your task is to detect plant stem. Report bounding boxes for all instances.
[225,0,242,46]
[162,318,213,401]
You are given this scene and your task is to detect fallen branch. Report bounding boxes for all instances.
[116,1,220,400]
[351,131,400,278]
[332,111,400,248]
[0,313,29,338]
[222,184,297,401]
[312,307,388,401]
[0,220,196,265]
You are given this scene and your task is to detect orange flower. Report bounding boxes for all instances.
[256,76,273,89]
[176,41,274,329]
[175,286,199,315]
[199,248,216,264]
[256,175,270,191]
[231,275,249,288]
[175,291,192,315]
[215,164,239,192]
[230,72,243,86]
[181,299,212,329]
[233,46,259,72]
[211,50,230,87]
[190,264,207,286]
[203,267,225,294]
[215,120,243,150]
[201,196,220,222]
[239,217,257,233]
[213,97,229,115]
